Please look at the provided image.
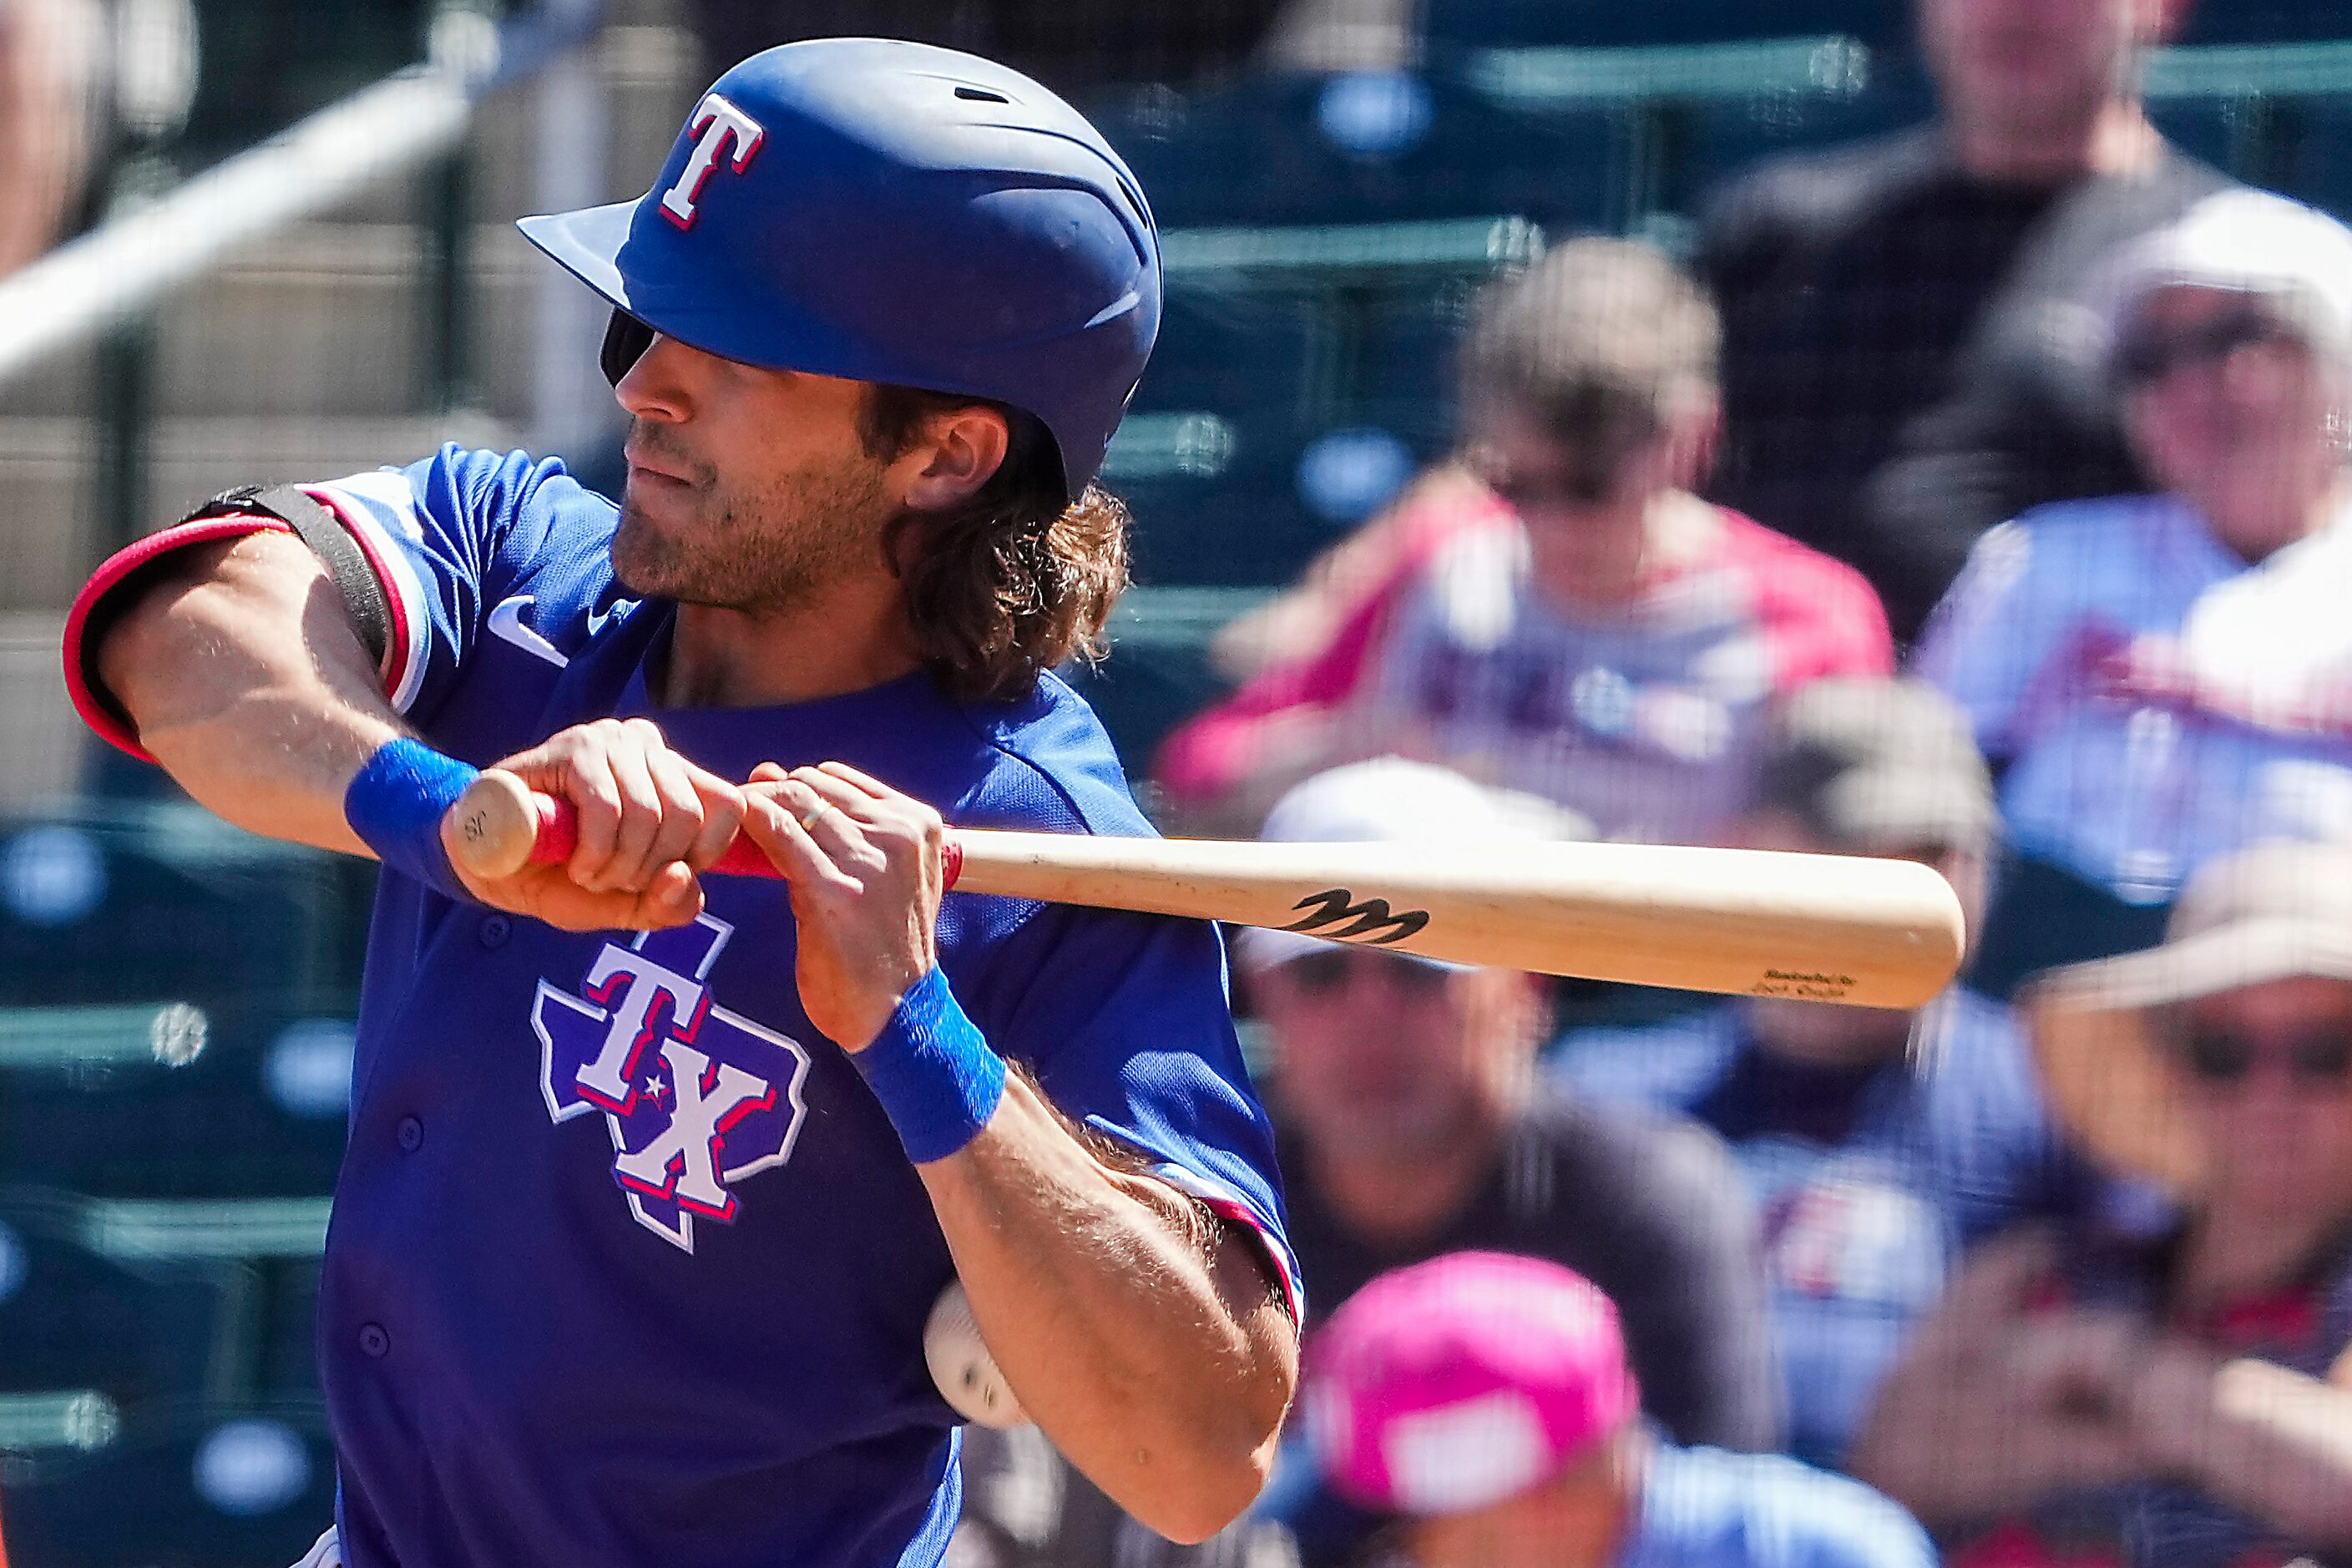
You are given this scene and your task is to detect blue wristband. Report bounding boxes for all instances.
[344,736,480,903]
[852,967,1006,1164]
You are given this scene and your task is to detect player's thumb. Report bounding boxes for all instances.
[638,861,704,927]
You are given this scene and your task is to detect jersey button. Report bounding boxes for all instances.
[396,1116,424,1152]
[479,914,512,948]
[358,1323,391,1358]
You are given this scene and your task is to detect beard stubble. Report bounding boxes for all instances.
[614,427,897,615]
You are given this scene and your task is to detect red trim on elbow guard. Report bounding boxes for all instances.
[295,485,416,710]
[62,514,296,762]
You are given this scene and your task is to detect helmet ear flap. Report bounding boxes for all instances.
[600,310,655,387]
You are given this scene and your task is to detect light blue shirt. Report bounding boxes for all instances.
[1616,1445,1935,1568]
[1913,493,2352,903]
[1555,992,2084,1465]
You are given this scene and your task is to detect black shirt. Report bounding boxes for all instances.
[1281,1086,1783,1453]
[1702,129,2228,642]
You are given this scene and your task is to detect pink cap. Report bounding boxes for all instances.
[1304,1252,1641,1517]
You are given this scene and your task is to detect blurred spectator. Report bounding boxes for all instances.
[1914,190,2352,997]
[1702,0,2226,644]
[1853,840,2352,1566]
[1555,678,2095,1466]
[1156,240,1892,840]
[0,0,102,274]
[1308,1252,1937,1568]
[1250,761,1780,1452]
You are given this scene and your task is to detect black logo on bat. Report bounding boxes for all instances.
[1279,888,1430,945]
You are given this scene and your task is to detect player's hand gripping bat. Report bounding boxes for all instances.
[447,771,1965,1008]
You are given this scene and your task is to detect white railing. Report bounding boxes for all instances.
[0,0,604,387]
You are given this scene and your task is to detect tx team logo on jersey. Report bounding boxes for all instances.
[660,93,766,230]
[533,914,811,1252]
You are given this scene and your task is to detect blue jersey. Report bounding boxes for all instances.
[1616,1444,1935,1568]
[1914,495,2352,904]
[287,446,1298,1568]
[1553,990,2086,1464]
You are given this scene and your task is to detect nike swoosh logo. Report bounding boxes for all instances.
[586,599,635,639]
[487,595,569,669]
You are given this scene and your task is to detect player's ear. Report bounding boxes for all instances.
[898,405,1011,513]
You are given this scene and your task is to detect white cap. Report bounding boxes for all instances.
[1238,759,1588,973]
[2104,189,2352,367]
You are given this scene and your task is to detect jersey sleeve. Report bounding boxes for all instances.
[1716,512,1895,690]
[1924,998,2099,1247]
[299,444,593,727]
[963,905,1301,1321]
[1775,1469,1938,1568]
[1909,519,2061,766]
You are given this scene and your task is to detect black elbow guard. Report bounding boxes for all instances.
[62,483,392,760]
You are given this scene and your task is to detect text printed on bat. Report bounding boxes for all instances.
[1751,969,1858,1000]
[1279,889,1431,945]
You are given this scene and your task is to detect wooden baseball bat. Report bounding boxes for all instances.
[446,771,1965,1008]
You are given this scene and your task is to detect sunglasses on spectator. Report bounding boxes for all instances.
[1278,948,1458,998]
[2116,306,2301,386]
[1479,464,1618,512]
[2177,1025,2352,1085]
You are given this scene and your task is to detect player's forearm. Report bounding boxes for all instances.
[1850,1340,2137,1525]
[2136,1350,2352,1545]
[98,531,399,854]
[920,1072,1296,1545]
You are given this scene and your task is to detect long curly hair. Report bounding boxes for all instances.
[861,385,1131,705]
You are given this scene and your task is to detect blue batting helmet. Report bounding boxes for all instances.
[518,38,1161,500]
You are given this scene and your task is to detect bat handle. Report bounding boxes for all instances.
[443,771,964,888]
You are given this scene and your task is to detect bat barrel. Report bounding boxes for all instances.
[948,832,1964,1009]
[446,774,1965,1008]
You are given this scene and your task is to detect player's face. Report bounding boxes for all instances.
[2177,976,2352,1226]
[1257,952,1542,1162]
[2123,286,2350,562]
[611,335,898,612]
[1918,0,2154,137]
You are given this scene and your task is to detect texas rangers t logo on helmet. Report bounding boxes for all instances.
[660,93,766,230]
[533,913,812,1252]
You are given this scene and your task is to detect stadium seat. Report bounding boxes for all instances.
[255,1258,324,1406]
[1100,73,1611,229]
[0,1404,336,1568]
[1358,291,1474,427]
[1060,588,1276,774]
[2145,43,2352,218]
[1446,34,1930,221]
[1421,0,1904,53]
[0,804,366,1019]
[1110,412,1441,589]
[2282,101,2352,219]
[1142,215,1540,451]
[1131,292,1331,422]
[0,1203,213,1411]
[0,1004,350,1198]
[1682,57,1938,202]
[2175,3,2352,44]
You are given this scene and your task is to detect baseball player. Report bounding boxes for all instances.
[60,39,1300,1568]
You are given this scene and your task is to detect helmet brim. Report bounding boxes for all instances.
[517,202,643,321]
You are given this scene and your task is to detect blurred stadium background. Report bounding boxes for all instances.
[0,0,2344,1560]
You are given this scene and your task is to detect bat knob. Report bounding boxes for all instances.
[443,770,548,883]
